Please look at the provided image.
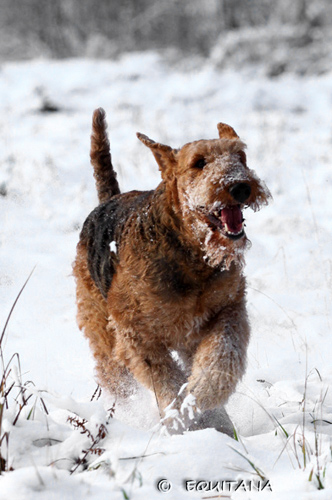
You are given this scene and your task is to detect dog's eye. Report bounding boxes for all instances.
[193,158,206,169]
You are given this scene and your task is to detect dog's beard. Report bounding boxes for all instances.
[179,162,270,269]
[192,216,251,269]
[181,194,251,269]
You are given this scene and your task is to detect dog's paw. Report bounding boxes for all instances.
[160,387,234,437]
[188,406,234,437]
[160,391,201,435]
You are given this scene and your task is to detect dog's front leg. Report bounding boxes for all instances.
[187,301,250,412]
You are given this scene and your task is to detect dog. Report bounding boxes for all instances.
[73,108,271,434]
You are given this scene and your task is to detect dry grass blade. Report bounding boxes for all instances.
[229,446,266,481]
[1,267,36,474]
[0,266,36,349]
[0,433,9,473]
[90,384,102,402]
[248,286,297,330]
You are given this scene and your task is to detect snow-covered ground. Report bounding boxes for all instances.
[0,52,331,499]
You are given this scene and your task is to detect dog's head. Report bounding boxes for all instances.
[137,124,271,268]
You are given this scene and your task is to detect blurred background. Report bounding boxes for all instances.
[1,0,331,76]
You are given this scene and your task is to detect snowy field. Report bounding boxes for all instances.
[0,52,332,499]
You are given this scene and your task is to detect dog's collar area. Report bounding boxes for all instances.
[206,205,245,240]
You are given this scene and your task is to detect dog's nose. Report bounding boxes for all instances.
[229,183,251,203]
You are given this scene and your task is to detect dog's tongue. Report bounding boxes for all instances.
[220,206,243,234]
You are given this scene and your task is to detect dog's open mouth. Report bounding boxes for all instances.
[206,205,245,240]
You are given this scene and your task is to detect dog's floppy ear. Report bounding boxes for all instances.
[217,123,239,140]
[136,132,176,174]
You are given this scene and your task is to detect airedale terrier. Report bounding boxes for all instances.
[73,108,271,434]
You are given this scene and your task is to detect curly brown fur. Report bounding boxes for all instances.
[73,108,271,433]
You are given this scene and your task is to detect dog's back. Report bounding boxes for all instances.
[79,190,153,299]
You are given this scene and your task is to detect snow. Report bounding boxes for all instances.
[0,52,331,498]
[110,241,117,254]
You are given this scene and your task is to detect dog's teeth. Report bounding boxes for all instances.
[224,222,243,236]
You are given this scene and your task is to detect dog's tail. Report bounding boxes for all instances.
[90,108,120,203]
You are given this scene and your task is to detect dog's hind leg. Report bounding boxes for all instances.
[95,344,137,400]
[73,243,136,399]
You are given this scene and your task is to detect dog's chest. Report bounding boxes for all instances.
[153,256,241,303]
[148,258,244,335]
[108,252,246,353]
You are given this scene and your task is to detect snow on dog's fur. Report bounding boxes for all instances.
[73,108,271,433]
